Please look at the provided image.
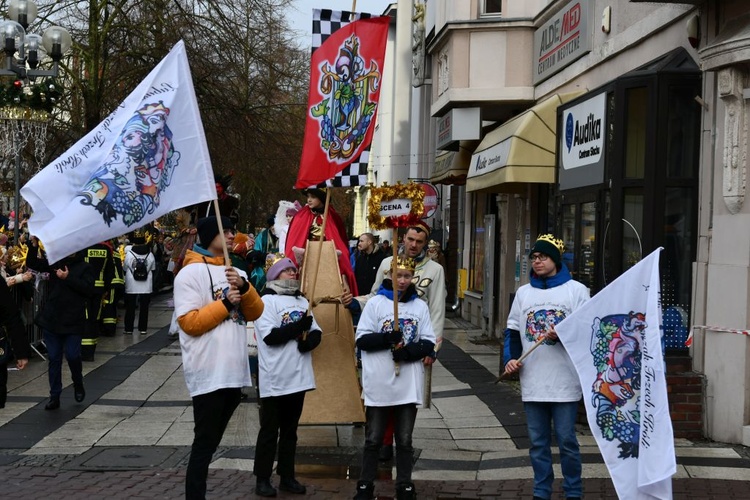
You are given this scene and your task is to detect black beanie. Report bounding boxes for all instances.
[529,234,564,269]
[197,216,234,248]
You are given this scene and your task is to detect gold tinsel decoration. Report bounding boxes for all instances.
[7,244,28,270]
[367,182,426,230]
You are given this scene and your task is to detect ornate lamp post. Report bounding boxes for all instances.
[0,0,71,242]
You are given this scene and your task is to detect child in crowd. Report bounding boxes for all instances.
[353,256,436,500]
[253,253,322,497]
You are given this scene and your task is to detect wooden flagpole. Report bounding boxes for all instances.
[212,198,232,267]
[392,227,402,375]
[494,335,547,384]
[303,188,332,339]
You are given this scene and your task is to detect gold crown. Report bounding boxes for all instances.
[395,255,416,272]
[264,252,287,273]
[536,234,565,254]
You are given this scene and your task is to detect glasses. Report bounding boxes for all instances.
[529,253,549,262]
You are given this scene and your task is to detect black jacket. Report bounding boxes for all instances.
[0,279,30,362]
[354,248,386,295]
[27,248,97,335]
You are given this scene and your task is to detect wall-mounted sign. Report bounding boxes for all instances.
[436,107,481,151]
[419,182,439,218]
[468,139,511,177]
[559,91,606,190]
[533,0,592,85]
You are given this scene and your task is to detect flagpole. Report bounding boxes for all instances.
[303,188,332,339]
[212,198,231,266]
[494,335,547,384]
[392,227,402,375]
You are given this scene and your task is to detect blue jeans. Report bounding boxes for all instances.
[524,401,582,499]
[360,404,418,487]
[43,330,83,400]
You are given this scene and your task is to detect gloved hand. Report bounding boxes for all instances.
[392,347,409,362]
[297,314,313,332]
[385,329,402,345]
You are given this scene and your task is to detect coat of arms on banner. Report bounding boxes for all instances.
[311,34,381,162]
[79,102,181,227]
[591,311,646,459]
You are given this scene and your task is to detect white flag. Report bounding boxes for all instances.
[555,249,675,499]
[22,40,216,263]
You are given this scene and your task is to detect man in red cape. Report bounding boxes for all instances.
[284,187,358,296]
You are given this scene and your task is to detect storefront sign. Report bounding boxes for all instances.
[436,108,481,150]
[559,91,606,190]
[533,0,592,85]
[468,139,511,177]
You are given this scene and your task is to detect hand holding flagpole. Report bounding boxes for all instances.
[495,335,547,384]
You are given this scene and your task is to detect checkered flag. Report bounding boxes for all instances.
[296,10,388,189]
[312,9,372,54]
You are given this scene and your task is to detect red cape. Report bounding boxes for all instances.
[285,206,357,296]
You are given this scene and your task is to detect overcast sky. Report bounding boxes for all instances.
[287,0,393,47]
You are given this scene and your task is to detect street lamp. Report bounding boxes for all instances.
[0,0,71,242]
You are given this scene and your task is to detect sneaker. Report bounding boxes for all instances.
[279,477,306,494]
[124,331,133,335]
[353,480,374,500]
[139,331,147,335]
[167,331,179,340]
[396,482,417,500]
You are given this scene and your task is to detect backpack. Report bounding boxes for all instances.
[130,252,149,281]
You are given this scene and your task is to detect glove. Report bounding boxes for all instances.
[392,347,409,362]
[385,329,402,345]
[298,314,313,332]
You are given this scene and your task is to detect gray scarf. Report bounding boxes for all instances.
[266,279,301,296]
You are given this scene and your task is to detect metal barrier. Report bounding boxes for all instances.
[11,279,48,359]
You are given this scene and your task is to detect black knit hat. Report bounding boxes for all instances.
[529,234,565,269]
[197,216,234,249]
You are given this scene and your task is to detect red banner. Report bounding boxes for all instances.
[295,15,389,189]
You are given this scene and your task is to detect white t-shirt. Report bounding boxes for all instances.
[174,261,252,397]
[356,294,436,407]
[506,279,589,402]
[255,293,320,398]
[124,245,156,294]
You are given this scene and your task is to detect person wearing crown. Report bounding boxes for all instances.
[284,187,358,295]
[502,234,589,500]
[252,253,322,497]
[352,255,436,500]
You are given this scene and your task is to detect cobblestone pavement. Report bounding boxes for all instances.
[1,293,749,499]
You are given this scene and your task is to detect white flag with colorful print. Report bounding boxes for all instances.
[22,40,215,263]
[555,248,675,499]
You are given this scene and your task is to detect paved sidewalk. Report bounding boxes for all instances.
[1,294,749,499]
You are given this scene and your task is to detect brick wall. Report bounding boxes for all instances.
[667,354,704,440]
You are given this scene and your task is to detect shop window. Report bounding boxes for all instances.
[624,87,647,179]
[561,204,576,275]
[469,195,488,291]
[483,0,502,15]
[579,202,596,288]
[662,187,693,349]
[666,86,698,179]
[622,189,644,272]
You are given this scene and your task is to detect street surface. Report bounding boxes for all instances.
[2,294,749,498]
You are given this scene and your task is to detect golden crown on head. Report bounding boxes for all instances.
[395,255,416,272]
[264,252,287,273]
[536,234,565,254]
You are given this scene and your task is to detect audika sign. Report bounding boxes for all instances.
[559,91,606,190]
[533,0,592,85]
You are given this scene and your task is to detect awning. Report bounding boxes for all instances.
[466,91,584,193]
[430,140,477,185]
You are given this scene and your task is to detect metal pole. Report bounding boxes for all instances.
[13,124,20,243]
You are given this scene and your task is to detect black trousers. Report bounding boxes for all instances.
[0,361,7,408]
[185,387,241,500]
[124,293,150,332]
[253,391,306,479]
